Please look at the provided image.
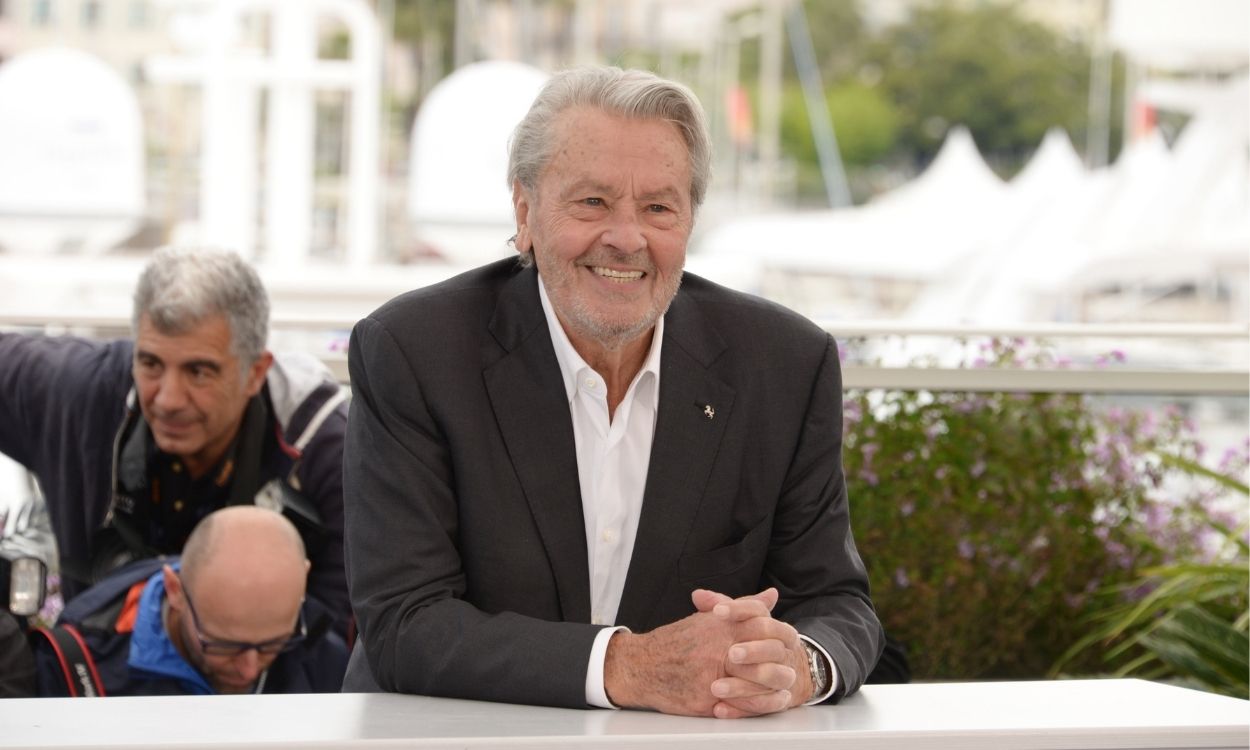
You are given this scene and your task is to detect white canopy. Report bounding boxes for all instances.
[697,71,1248,325]
[1109,0,1249,70]
[698,127,1007,281]
[408,60,548,265]
[0,47,145,255]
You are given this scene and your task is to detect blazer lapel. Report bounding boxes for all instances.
[483,267,592,623]
[616,290,735,629]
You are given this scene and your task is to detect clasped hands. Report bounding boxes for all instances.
[603,587,812,719]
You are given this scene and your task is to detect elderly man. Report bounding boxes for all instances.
[344,66,883,718]
[31,506,346,695]
[0,247,348,632]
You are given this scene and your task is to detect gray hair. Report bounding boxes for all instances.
[507,66,712,210]
[131,246,270,368]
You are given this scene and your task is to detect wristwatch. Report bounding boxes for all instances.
[802,640,831,699]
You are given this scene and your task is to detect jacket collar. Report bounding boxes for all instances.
[128,564,215,695]
[483,267,735,630]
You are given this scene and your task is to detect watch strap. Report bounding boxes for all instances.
[803,639,831,698]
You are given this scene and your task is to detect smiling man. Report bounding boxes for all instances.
[344,66,883,717]
[0,247,349,633]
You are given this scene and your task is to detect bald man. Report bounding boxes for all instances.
[30,507,347,696]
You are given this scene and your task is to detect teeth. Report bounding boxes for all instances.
[592,267,643,281]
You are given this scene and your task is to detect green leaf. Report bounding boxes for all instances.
[1157,452,1250,495]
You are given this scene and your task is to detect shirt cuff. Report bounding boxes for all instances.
[798,634,839,705]
[585,625,629,708]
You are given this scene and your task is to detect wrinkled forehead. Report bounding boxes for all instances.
[544,108,693,196]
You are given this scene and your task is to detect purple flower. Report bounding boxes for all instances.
[1218,447,1244,473]
[1027,567,1047,588]
[970,460,986,478]
[900,500,916,517]
[894,567,911,588]
[957,539,975,559]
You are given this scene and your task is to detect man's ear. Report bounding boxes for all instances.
[511,181,532,254]
[244,351,274,398]
[163,564,183,607]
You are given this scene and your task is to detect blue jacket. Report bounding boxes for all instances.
[32,558,347,696]
[0,334,349,631]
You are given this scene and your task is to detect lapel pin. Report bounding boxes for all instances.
[703,404,715,420]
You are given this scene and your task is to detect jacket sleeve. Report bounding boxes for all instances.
[343,315,600,708]
[768,335,884,701]
[0,611,35,697]
[0,334,132,588]
[0,333,130,467]
[291,395,351,636]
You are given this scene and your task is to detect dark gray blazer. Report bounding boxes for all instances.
[342,258,883,707]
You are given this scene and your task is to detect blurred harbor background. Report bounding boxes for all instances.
[0,0,1247,687]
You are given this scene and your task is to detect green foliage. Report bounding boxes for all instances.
[393,0,457,85]
[865,2,1093,172]
[793,0,867,81]
[781,83,899,169]
[1051,480,1249,698]
[844,339,1246,683]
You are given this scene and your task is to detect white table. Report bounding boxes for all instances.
[1,679,1246,749]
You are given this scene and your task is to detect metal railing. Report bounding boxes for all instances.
[2,313,1246,396]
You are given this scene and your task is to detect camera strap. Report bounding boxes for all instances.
[31,624,106,697]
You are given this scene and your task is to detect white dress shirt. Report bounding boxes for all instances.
[537,279,837,709]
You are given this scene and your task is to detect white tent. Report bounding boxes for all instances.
[0,47,145,256]
[1060,74,1249,322]
[905,75,1249,326]
[1109,0,1249,70]
[408,60,548,265]
[904,128,1089,324]
[698,127,1007,282]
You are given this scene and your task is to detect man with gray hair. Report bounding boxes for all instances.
[0,247,349,633]
[344,67,883,717]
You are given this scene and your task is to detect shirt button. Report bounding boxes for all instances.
[584,377,597,389]
[602,529,617,544]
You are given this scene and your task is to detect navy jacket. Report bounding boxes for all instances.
[0,334,349,630]
[32,558,347,696]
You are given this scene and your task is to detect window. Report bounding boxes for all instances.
[129,0,148,28]
[81,0,100,28]
[31,0,53,25]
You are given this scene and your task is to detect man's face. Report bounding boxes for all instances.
[133,313,270,476]
[513,107,693,351]
[166,569,300,694]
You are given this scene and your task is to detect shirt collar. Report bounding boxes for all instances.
[128,562,216,695]
[537,275,663,409]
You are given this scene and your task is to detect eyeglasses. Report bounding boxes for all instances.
[179,577,306,657]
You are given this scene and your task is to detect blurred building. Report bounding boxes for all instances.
[0,0,172,75]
